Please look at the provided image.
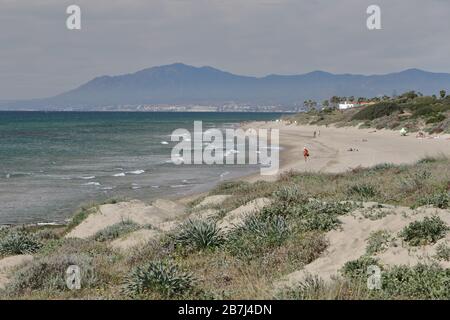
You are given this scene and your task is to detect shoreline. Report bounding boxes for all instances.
[178,120,450,205]
[5,121,450,227]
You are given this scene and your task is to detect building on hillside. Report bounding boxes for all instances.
[338,101,373,110]
[338,102,355,110]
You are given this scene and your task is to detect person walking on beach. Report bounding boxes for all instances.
[303,146,310,162]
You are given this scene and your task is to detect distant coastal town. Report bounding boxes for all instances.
[57,103,300,113]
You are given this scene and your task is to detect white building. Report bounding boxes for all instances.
[338,102,355,110]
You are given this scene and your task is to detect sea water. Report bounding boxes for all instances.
[0,111,283,224]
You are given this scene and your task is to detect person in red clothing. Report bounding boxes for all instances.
[303,146,310,162]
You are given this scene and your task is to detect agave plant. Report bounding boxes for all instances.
[226,214,291,259]
[123,260,195,297]
[173,219,224,251]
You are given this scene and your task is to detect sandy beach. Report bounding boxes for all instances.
[243,121,450,182]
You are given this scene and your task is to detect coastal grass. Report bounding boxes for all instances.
[365,230,394,255]
[2,157,450,300]
[172,219,224,253]
[278,263,450,300]
[92,220,140,242]
[208,156,450,209]
[123,260,198,299]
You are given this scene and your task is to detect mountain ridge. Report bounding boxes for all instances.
[2,63,450,110]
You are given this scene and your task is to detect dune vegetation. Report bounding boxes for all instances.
[288,91,450,134]
[0,155,449,300]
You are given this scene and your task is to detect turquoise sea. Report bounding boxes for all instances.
[0,112,283,224]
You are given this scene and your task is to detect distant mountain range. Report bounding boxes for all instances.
[2,63,450,111]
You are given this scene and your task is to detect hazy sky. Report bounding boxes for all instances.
[1,0,450,99]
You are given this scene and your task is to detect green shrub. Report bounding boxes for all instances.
[6,254,97,295]
[346,183,378,199]
[277,274,326,300]
[273,185,306,207]
[226,214,290,259]
[301,201,354,217]
[416,192,449,209]
[123,260,195,297]
[381,264,450,299]
[369,163,397,172]
[342,256,380,279]
[417,156,440,164]
[300,211,341,232]
[209,181,251,195]
[173,219,223,251]
[399,216,448,246]
[296,201,353,232]
[352,102,402,120]
[258,202,294,218]
[366,230,393,255]
[93,220,140,242]
[280,264,450,300]
[0,231,42,255]
[434,243,450,261]
[426,113,446,124]
[33,228,61,241]
[398,169,432,192]
[273,232,328,267]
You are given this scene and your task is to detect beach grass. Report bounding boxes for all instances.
[1,157,449,300]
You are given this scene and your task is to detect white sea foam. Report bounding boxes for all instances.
[83,182,101,186]
[80,176,96,180]
[37,222,60,226]
[127,170,145,175]
[113,173,126,177]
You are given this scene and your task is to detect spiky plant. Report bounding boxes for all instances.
[123,260,195,297]
[173,219,223,251]
[0,231,42,255]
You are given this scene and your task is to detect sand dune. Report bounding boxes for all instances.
[276,203,450,290]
